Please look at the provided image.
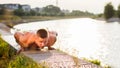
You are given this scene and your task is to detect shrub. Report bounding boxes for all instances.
[0,36,16,68]
[0,36,16,58]
[0,36,9,58]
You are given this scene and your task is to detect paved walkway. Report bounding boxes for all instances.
[0,23,11,35]
[0,23,103,68]
[22,50,102,68]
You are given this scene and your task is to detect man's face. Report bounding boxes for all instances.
[38,37,48,47]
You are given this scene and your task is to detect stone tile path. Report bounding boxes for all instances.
[22,50,102,68]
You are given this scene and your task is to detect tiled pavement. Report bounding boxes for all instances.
[22,50,103,68]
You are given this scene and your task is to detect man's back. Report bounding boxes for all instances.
[14,32,36,47]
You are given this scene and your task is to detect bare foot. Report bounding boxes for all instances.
[36,48,41,51]
[48,47,55,50]
[16,48,22,54]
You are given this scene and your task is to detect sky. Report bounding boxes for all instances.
[0,0,120,14]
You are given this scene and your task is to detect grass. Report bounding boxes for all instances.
[0,36,11,58]
[8,54,48,68]
[82,58,111,68]
[0,15,22,28]
[82,58,101,65]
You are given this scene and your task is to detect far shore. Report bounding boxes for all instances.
[1,16,120,28]
[0,16,96,27]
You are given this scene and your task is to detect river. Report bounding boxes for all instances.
[11,18,120,68]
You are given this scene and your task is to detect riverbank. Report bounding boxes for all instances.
[10,18,115,68]
[0,21,104,68]
[0,16,96,28]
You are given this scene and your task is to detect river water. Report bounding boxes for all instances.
[11,18,120,68]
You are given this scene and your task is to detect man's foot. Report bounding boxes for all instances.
[48,47,55,50]
[16,48,22,54]
[36,48,41,51]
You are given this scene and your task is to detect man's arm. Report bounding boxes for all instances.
[18,32,34,47]
[35,39,45,49]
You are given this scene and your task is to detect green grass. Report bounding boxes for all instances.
[82,58,101,65]
[82,58,111,68]
[0,36,10,58]
[8,54,47,68]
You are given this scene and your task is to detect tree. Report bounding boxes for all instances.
[104,2,115,19]
[30,10,36,16]
[13,9,25,16]
[0,8,6,15]
[42,5,62,16]
[117,4,120,18]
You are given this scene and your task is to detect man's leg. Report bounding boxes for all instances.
[14,32,25,54]
[48,46,55,50]
[28,43,41,51]
[47,36,56,50]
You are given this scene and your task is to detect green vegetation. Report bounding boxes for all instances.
[0,36,16,59]
[8,54,47,68]
[0,7,22,27]
[117,5,120,18]
[0,36,48,68]
[104,2,115,20]
[42,5,64,16]
[0,36,16,68]
[104,65,111,68]
[103,2,120,20]
[82,58,111,68]
[0,4,96,25]
[82,58,101,65]
[13,5,95,17]
[85,59,101,65]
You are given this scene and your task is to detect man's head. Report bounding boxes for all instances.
[37,29,48,38]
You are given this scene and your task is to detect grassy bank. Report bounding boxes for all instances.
[0,36,47,68]
[0,15,96,28]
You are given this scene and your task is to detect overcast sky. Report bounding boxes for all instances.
[0,0,120,14]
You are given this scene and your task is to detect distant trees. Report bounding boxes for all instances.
[0,4,95,17]
[42,5,64,16]
[13,9,25,16]
[104,2,115,19]
[69,10,94,17]
[0,7,14,20]
[0,8,6,15]
[13,5,65,16]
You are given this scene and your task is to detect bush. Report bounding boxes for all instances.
[0,36,9,58]
[104,2,115,19]
[0,36,16,68]
[0,36,16,58]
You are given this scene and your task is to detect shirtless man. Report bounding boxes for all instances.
[14,29,57,53]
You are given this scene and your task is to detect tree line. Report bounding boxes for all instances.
[0,5,64,16]
[0,5,95,17]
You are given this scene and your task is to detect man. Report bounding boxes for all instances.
[14,29,57,53]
